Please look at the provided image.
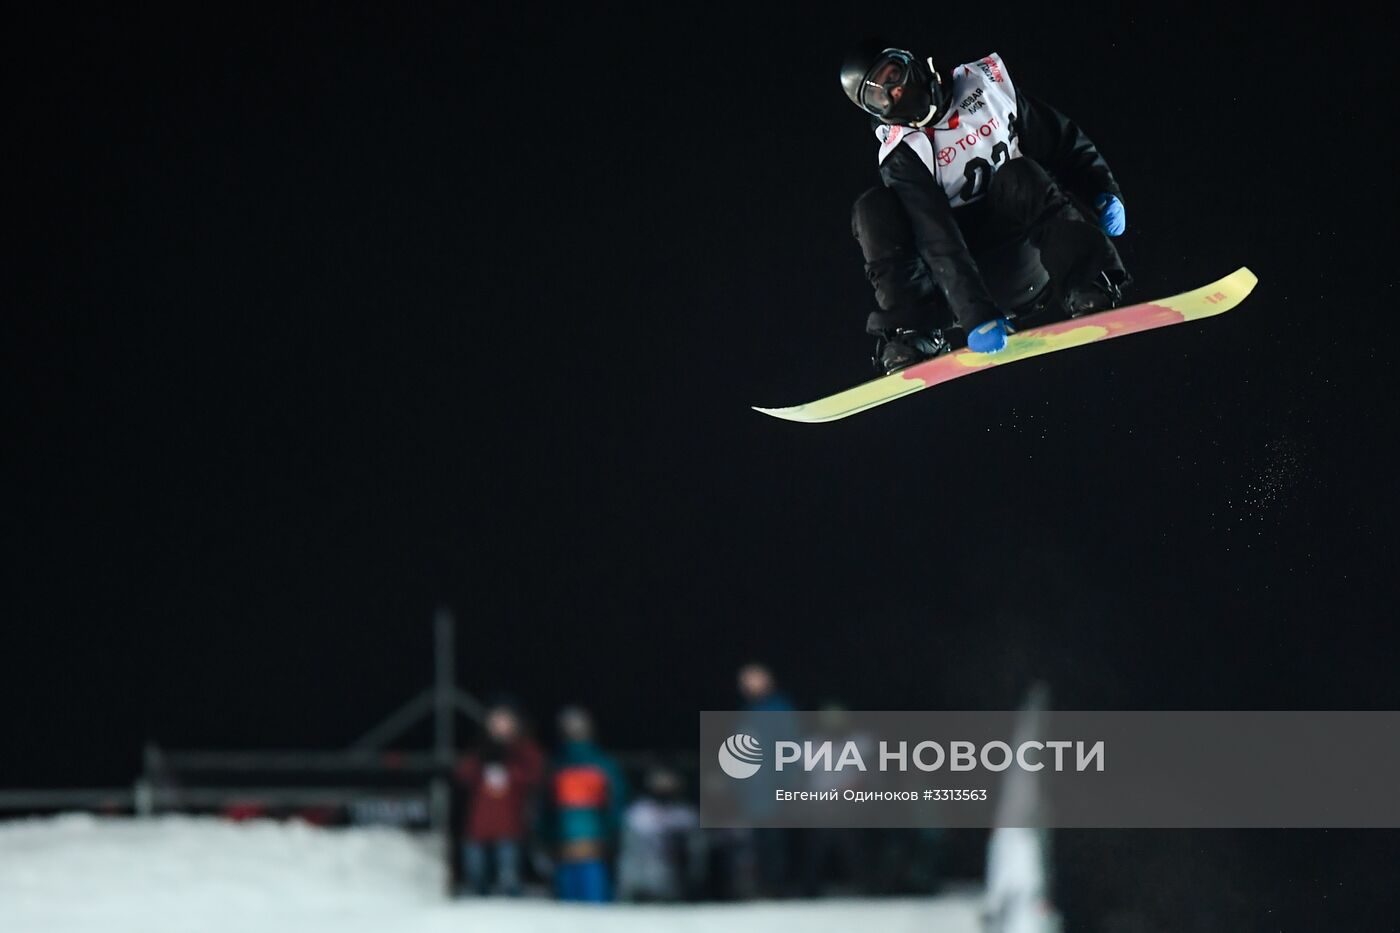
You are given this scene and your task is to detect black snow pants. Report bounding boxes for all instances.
[851,158,1128,337]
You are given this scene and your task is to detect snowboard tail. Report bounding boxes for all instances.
[754,266,1258,424]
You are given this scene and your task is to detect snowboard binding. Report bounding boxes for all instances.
[1064,270,1126,318]
[872,328,950,375]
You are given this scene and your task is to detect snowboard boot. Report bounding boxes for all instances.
[1064,270,1125,318]
[873,328,950,375]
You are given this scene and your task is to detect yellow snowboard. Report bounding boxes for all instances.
[754,267,1258,423]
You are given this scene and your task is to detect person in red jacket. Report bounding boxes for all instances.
[455,703,544,896]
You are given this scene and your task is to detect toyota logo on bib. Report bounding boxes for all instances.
[938,147,957,166]
[718,734,764,779]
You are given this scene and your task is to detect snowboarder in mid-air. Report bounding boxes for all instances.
[841,40,1131,373]
[750,42,1254,422]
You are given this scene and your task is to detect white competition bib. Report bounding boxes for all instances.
[875,53,1022,208]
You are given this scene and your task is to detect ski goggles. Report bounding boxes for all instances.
[857,49,917,116]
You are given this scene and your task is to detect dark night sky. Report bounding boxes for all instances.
[7,3,1400,925]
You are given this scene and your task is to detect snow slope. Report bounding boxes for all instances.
[0,814,983,933]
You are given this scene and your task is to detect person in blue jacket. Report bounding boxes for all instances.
[542,705,629,902]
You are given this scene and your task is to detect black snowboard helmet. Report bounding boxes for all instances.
[840,39,947,126]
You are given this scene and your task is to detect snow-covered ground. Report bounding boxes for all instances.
[0,814,983,933]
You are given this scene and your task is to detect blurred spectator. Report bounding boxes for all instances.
[542,706,628,902]
[737,662,794,712]
[734,662,799,898]
[617,766,703,902]
[800,703,877,897]
[700,827,750,901]
[454,703,544,896]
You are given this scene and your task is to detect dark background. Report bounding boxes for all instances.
[7,2,1400,929]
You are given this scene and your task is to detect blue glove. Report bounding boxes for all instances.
[967,317,1012,354]
[1095,193,1126,237]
